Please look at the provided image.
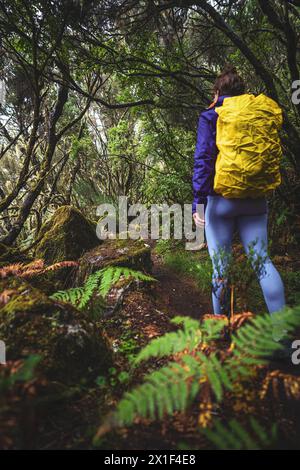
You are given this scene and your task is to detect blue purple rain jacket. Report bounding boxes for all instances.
[192,95,231,214]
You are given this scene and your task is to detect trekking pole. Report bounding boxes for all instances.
[230,285,234,320]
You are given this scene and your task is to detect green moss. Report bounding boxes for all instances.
[0,277,111,384]
[0,278,53,317]
[34,205,101,265]
[0,242,32,267]
[281,270,300,307]
[26,273,66,296]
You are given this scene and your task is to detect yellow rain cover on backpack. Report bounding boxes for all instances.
[214,93,283,198]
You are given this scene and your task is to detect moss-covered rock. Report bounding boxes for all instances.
[24,265,77,296]
[76,239,152,285]
[0,242,32,267]
[34,206,101,265]
[0,277,111,384]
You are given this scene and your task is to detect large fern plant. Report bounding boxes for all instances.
[50,266,155,310]
[95,305,300,438]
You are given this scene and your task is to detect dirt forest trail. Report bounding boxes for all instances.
[95,244,214,451]
[150,246,211,320]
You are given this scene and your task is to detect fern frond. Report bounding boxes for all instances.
[203,418,277,450]
[231,308,296,360]
[135,315,228,365]
[0,262,27,278]
[98,306,300,433]
[51,287,85,306]
[42,261,78,273]
[0,259,78,279]
[50,266,155,311]
[260,370,300,401]
[171,316,200,330]
[99,266,155,298]
[135,331,187,363]
[79,269,103,309]
[201,316,228,342]
[98,267,116,298]
[134,327,201,364]
[196,351,229,401]
[110,359,201,427]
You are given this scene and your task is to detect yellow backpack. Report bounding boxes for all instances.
[214,93,283,198]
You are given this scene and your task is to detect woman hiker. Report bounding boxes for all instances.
[192,65,286,331]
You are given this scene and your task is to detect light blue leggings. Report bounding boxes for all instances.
[205,195,286,315]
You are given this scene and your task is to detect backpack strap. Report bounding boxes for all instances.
[207,95,219,109]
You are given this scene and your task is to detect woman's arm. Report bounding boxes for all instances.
[192,110,218,214]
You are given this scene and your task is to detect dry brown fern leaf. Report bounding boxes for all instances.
[0,289,18,306]
[260,370,300,402]
[202,312,254,335]
[0,259,78,279]
[0,262,24,279]
[230,312,254,330]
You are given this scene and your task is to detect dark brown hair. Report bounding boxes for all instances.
[213,65,245,97]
